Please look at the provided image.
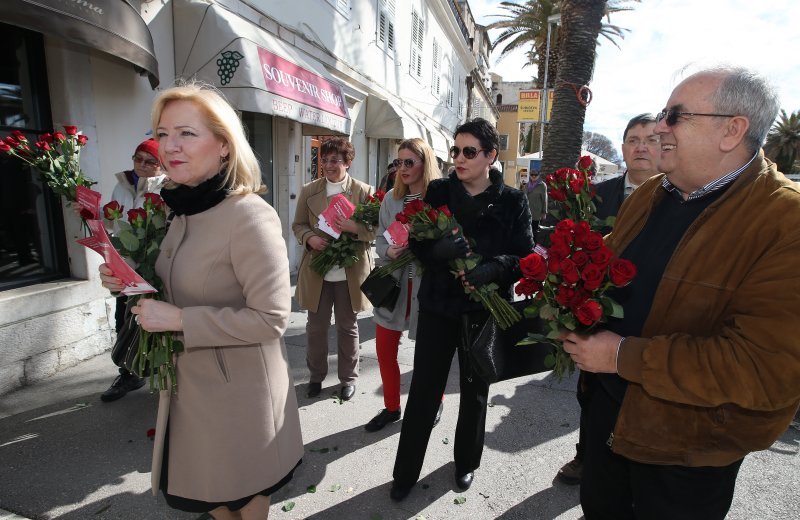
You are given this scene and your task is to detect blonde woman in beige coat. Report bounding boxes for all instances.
[292,138,375,401]
[99,83,303,520]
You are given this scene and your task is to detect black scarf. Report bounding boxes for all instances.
[160,171,228,216]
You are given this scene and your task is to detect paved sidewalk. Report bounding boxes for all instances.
[1,304,798,519]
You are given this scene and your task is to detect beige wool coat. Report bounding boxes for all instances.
[151,193,303,502]
[292,174,375,313]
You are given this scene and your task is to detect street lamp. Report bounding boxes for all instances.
[538,13,561,154]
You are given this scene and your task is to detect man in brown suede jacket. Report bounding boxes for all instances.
[563,66,800,519]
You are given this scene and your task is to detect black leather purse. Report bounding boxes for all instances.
[110,299,150,377]
[461,300,552,384]
[360,268,401,310]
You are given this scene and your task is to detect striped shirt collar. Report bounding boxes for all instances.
[661,152,757,201]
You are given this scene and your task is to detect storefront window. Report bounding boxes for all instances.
[0,24,69,291]
[241,111,274,206]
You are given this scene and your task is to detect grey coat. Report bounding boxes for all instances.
[371,190,421,339]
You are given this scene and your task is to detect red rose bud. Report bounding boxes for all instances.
[547,256,561,274]
[520,252,548,281]
[34,141,51,151]
[437,205,453,217]
[4,135,18,146]
[609,258,637,287]
[515,278,542,297]
[548,188,567,202]
[64,125,78,136]
[580,263,604,291]
[143,193,164,211]
[574,220,591,237]
[77,135,89,145]
[575,299,603,326]
[555,219,576,235]
[426,209,438,221]
[556,284,578,307]
[572,250,589,267]
[11,130,26,141]
[0,142,10,153]
[40,133,53,144]
[374,190,386,202]
[583,231,605,251]
[569,177,585,194]
[560,258,580,285]
[406,199,426,214]
[103,201,124,220]
[53,131,66,142]
[577,155,594,171]
[127,208,147,227]
[396,212,410,224]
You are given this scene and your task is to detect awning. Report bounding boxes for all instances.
[1,0,159,88]
[365,97,426,140]
[174,0,350,135]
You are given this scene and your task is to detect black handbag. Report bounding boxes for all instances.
[110,298,150,377]
[360,268,401,310]
[461,300,552,384]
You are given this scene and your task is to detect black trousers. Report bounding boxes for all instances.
[392,311,489,486]
[581,383,743,520]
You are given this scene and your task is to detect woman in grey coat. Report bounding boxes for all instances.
[365,138,443,432]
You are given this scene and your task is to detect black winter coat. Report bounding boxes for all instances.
[410,169,534,318]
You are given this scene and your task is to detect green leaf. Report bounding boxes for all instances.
[307,484,317,493]
[609,299,624,318]
[118,229,139,251]
[281,501,295,512]
[544,353,556,368]
[454,496,467,505]
[540,303,556,321]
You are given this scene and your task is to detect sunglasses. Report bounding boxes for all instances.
[392,158,421,169]
[132,155,160,168]
[449,146,488,160]
[656,108,736,127]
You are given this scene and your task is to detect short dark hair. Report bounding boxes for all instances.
[453,118,500,161]
[320,137,355,162]
[622,113,657,141]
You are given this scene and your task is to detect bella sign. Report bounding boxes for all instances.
[257,47,347,117]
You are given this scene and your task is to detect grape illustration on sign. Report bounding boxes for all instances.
[217,51,244,85]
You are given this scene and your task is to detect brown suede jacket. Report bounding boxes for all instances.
[608,151,800,467]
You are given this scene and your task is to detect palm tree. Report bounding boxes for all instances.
[486,0,634,88]
[765,109,800,174]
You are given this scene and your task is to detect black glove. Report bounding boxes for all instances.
[430,234,469,260]
[464,261,505,286]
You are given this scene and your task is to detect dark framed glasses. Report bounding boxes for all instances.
[449,146,487,160]
[132,155,160,168]
[392,158,420,169]
[656,108,736,127]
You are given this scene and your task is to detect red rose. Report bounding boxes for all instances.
[548,240,571,262]
[143,193,164,211]
[64,125,78,136]
[580,263,605,291]
[0,142,10,153]
[53,131,66,142]
[555,219,575,235]
[103,201,124,220]
[146,428,156,439]
[40,133,53,144]
[426,209,438,222]
[577,155,594,171]
[77,135,89,145]
[437,205,453,217]
[548,188,567,202]
[554,167,572,182]
[583,231,604,251]
[4,135,18,146]
[590,247,613,269]
[569,177,585,194]
[545,174,556,185]
[519,253,548,281]
[405,199,426,215]
[575,299,603,326]
[560,258,580,284]
[127,208,147,227]
[396,212,409,224]
[11,130,26,141]
[556,284,577,307]
[373,190,386,202]
[515,277,542,297]
[34,141,51,151]
[609,258,637,287]
[571,250,589,267]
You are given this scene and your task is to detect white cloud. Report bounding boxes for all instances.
[474,0,800,150]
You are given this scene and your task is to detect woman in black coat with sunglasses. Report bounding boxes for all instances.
[389,118,534,501]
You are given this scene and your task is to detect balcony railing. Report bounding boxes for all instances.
[447,0,471,46]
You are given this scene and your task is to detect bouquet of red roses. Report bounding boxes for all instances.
[104,194,183,393]
[374,199,521,329]
[310,190,386,276]
[545,155,614,231]
[517,219,636,378]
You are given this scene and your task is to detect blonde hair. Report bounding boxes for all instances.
[393,138,440,200]
[151,81,265,195]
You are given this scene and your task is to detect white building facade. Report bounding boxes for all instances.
[0,0,496,395]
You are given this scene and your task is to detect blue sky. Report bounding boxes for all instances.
[472,0,800,150]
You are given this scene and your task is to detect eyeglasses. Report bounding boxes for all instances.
[132,155,160,168]
[449,146,487,160]
[392,158,421,169]
[656,108,736,127]
[320,158,344,166]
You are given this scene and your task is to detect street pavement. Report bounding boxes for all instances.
[1,301,799,520]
